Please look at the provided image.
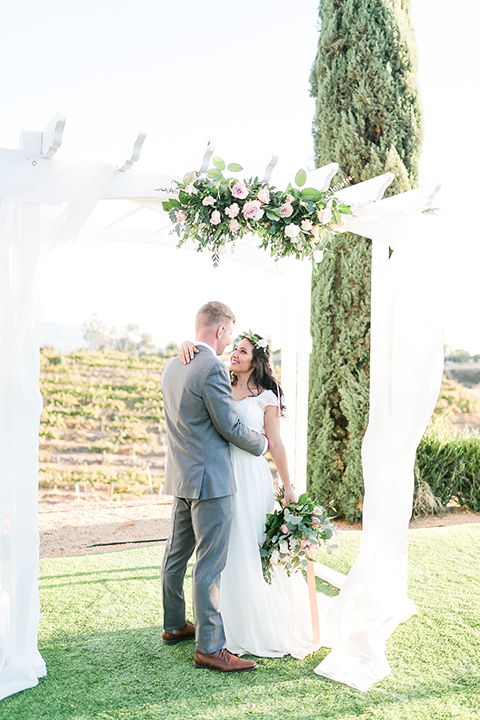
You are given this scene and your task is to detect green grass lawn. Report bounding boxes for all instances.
[1,524,479,720]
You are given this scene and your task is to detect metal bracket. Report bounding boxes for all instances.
[199,141,215,173]
[119,132,147,172]
[41,112,67,159]
[260,153,279,184]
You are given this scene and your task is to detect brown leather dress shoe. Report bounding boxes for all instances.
[162,621,195,646]
[194,648,257,673]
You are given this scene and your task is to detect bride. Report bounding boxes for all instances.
[180,331,322,659]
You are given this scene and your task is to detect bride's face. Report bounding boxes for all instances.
[229,338,254,374]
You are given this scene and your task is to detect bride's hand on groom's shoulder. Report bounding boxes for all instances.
[282,486,298,508]
[179,341,199,365]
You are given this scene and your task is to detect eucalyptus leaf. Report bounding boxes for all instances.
[228,163,243,172]
[207,169,223,181]
[295,169,307,187]
[300,187,322,202]
[183,171,197,185]
[212,157,226,171]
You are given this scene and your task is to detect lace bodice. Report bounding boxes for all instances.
[235,390,278,433]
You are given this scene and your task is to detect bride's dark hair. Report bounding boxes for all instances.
[231,333,286,415]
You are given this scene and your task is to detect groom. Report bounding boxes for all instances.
[161,301,266,672]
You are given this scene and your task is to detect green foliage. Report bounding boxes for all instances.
[308,0,423,521]
[260,488,334,583]
[415,420,480,514]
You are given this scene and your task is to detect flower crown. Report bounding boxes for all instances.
[238,330,270,355]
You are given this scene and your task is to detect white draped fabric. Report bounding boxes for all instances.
[0,159,114,700]
[314,211,445,691]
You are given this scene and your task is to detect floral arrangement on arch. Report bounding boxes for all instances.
[161,158,353,266]
[259,488,336,584]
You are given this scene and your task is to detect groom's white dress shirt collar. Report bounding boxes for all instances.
[195,341,216,356]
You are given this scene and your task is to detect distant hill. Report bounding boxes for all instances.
[40,322,87,352]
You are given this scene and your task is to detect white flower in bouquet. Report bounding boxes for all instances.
[202,195,216,206]
[210,210,222,225]
[225,203,240,218]
[285,223,301,239]
[184,184,197,195]
[229,218,241,232]
[301,218,313,232]
[270,550,280,566]
[279,540,289,555]
[318,207,333,224]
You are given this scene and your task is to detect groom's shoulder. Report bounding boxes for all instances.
[162,347,221,380]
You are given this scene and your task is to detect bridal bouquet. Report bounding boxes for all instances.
[161,158,353,266]
[259,488,335,584]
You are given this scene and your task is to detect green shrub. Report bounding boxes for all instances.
[415,420,480,514]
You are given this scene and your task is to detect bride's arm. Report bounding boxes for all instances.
[178,341,199,365]
[264,405,297,507]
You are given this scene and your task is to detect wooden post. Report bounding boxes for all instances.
[306,557,320,644]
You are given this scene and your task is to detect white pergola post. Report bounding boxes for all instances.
[280,258,312,495]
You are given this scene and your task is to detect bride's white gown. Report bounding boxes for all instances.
[218,390,322,659]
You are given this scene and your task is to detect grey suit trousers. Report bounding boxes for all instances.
[161,494,234,655]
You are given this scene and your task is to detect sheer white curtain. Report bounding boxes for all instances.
[0,159,114,700]
[314,213,445,691]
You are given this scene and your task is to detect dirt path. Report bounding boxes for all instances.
[38,497,480,559]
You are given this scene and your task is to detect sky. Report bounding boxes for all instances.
[1,0,479,352]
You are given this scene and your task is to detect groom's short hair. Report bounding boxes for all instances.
[196,301,235,330]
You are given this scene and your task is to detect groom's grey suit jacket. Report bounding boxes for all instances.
[162,345,265,500]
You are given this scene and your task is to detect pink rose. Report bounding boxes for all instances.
[280,203,294,218]
[242,200,264,221]
[229,218,241,232]
[231,182,249,200]
[312,516,321,528]
[175,209,186,222]
[318,207,333,224]
[257,187,270,204]
[311,225,320,239]
[280,524,289,535]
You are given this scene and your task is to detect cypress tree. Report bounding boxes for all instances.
[308,0,423,521]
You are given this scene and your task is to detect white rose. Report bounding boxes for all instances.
[279,541,289,554]
[229,218,241,232]
[285,223,301,238]
[285,193,294,203]
[210,210,222,225]
[301,218,313,232]
[257,338,268,349]
[252,207,264,221]
[225,203,240,218]
[184,184,196,195]
[202,195,216,206]
[271,550,280,565]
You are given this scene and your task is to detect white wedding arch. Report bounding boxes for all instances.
[0,112,444,699]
